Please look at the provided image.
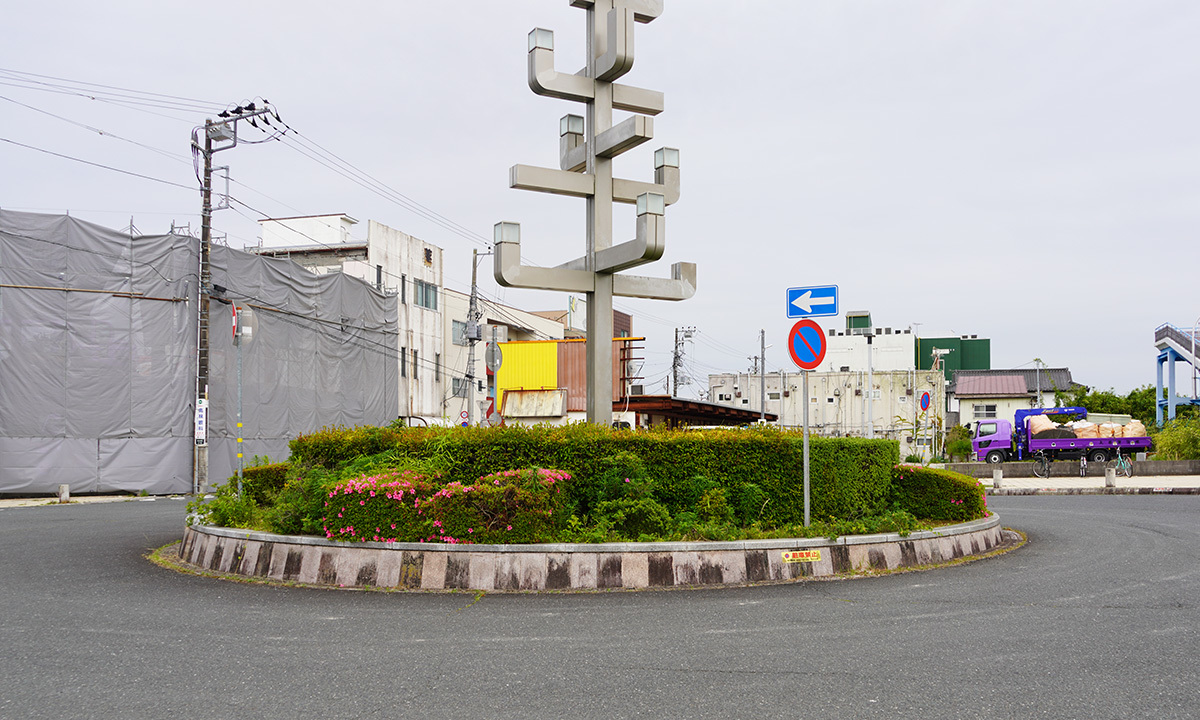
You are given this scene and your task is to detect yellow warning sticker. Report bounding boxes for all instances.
[782,549,821,563]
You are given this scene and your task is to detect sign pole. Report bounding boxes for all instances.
[803,368,810,527]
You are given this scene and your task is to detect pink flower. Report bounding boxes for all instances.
[506,525,512,531]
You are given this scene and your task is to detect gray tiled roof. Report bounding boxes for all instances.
[954,374,1028,397]
[951,368,1073,394]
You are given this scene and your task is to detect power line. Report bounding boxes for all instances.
[0,137,196,191]
[0,68,223,113]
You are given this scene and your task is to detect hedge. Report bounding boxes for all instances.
[890,465,987,522]
[289,424,899,525]
[236,462,291,505]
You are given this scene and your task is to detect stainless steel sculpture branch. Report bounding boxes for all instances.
[494,0,696,424]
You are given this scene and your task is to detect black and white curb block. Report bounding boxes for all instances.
[179,515,1004,592]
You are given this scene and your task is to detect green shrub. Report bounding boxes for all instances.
[188,482,261,529]
[890,465,986,522]
[728,482,769,525]
[287,424,898,526]
[264,467,337,536]
[591,496,673,540]
[288,425,405,469]
[322,470,439,543]
[1153,418,1200,460]
[236,462,291,505]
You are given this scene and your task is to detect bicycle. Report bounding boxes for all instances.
[1032,451,1051,479]
[1107,448,1133,478]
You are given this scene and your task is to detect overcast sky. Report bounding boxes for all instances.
[3,1,1197,398]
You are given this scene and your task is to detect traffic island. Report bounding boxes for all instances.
[177,514,1004,592]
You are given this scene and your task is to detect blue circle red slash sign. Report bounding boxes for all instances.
[788,319,826,370]
[920,392,931,411]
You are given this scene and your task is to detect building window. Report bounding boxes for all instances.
[717,393,732,402]
[452,320,468,346]
[452,377,469,397]
[827,397,835,403]
[768,392,780,401]
[435,353,440,382]
[424,247,433,265]
[401,347,407,378]
[973,404,997,419]
[412,349,419,379]
[414,279,438,310]
[400,275,407,304]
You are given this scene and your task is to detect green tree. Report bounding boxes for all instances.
[944,424,973,462]
[1060,384,1191,427]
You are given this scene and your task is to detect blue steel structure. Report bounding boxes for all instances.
[1154,323,1200,425]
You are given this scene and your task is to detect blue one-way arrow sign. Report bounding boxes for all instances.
[786,285,838,319]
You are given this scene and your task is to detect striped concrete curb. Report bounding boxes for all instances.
[179,514,1004,592]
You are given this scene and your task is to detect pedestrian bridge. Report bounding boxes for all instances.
[1154,323,1200,424]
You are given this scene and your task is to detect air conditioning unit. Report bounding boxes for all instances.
[630,384,644,396]
[854,389,862,396]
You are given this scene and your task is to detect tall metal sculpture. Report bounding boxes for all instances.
[495,0,696,425]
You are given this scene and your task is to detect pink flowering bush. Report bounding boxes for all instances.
[420,468,572,544]
[321,470,437,543]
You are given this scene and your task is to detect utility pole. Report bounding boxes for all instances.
[866,330,874,438]
[760,329,766,422]
[465,249,490,426]
[672,327,694,397]
[190,102,276,493]
[194,125,213,495]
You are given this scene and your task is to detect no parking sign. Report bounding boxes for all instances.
[787,319,826,371]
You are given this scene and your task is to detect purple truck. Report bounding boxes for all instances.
[972,406,1152,463]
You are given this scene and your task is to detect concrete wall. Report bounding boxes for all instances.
[945,459,1200,478]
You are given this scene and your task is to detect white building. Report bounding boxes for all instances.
[252,214,444,423]
[708,368,945,458]
[816,326,916,373]
[707,323,955,458]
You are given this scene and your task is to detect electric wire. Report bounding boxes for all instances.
[1,137,196,191]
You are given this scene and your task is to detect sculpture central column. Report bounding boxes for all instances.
[494,0,696,426]
[587,0,616,422]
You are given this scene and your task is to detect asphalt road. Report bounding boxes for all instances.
[0,496,1196,720]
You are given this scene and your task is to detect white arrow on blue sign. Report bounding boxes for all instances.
[786,285,838,319]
